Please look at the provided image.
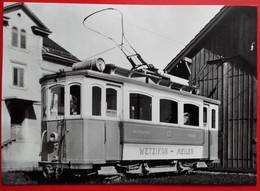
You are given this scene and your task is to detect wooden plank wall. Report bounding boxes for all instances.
[192,49,256,171]
[189,7,257,171]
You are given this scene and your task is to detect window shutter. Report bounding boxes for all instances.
[19,68,24,87]
[13,68,18,86]
[12,27,18,47]
[20,29,26,49]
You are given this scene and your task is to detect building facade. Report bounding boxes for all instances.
[1,3,80,170]
[164,6,257,171]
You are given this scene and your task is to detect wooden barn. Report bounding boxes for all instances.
[164,6,257,171]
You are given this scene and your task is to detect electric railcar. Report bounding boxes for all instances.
[39,58,220,179]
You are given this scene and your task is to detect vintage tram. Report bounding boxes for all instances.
[39,58,220,179]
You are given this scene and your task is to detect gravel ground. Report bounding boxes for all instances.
[2,170,256,185]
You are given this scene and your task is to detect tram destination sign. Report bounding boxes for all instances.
[122,144,203,160]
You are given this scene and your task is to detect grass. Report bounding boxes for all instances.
[1,170,256,185]
[2,170,41,185]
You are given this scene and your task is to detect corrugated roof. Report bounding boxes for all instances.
[43,37,80,62]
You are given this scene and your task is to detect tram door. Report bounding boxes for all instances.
[104,84,122,161]
[204,104,219,160]
[203,105,210,159]
[208,104,219,160]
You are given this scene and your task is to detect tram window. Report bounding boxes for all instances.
[130,93,152,121]
[106,88,117,117]
[212,109,216,129]
[183,104,199,126]
[203,107,208,127]
[50,86,64,117]
[203,107,208,122]
[92,86,102,116]
[42,89,47,119]
[70,85,81,115]
[160,99,178,124]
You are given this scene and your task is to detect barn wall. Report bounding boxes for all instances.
[189,7,257,171]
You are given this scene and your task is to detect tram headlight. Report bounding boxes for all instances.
[72,58,106,72]
[49,132,58,143]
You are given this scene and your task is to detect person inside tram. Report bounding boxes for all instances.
[184,112,190,125]
[70,95,78,115]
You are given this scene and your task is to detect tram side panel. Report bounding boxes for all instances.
[46,121,62,162]
[121,122,207,161]
[65,119,84,163]
[40,121,48,161]
[41,120,84,164]
[81,119,121,163]
[104,120,121,161]
[83,119,105,164]
[209,130,218,161]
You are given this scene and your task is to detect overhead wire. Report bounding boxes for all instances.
[85,5,185,45]
[85,45,119,60]
[83,8,126,56]
[83,7,146,68]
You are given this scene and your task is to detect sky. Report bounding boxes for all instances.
[24,3,223,71]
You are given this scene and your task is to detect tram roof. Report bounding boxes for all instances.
[40,64,220,105]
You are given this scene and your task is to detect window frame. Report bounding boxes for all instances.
[211,109,216,129]
[11,26,18,47]
[69,83,82,116]
[106,87,118,117]
[13,66,24,88]
[182,102,201,128]
[91,85,103,117]
[49,84,65,119]
[129,92,153,122]
[41,87,48,120]
[203,106,209,128]
[159,98,179,125]
[20,29,26,49]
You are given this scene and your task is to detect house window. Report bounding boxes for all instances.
[12,27,18,47]
[13,67,24,87]
[183,103,199,126]
[70,85,81,115]
[160,99,178,124]
[20,29,26,49]
[92,86,102,116]
[129,93,152,121]
[11,27,27,49]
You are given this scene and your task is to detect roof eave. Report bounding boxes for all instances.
[31,26,52,37]
[42,52,80,65]
[4,2,52,33]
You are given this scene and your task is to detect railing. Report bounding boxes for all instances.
[2,125,22,147]
[11,124,22,140]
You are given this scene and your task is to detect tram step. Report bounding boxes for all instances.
[196,162,208,168]
[98,166,121,175]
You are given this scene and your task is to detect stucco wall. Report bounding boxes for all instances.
[2,7,68,170]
